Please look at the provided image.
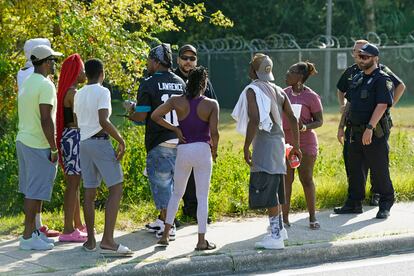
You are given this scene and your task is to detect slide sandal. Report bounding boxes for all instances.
[195,240,217,251]
[100,244,133,257]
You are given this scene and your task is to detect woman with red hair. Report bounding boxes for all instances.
[56,54,87,242]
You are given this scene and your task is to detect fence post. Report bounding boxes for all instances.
[323,0,333,102]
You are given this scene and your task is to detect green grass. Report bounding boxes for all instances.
[1,102,413,238]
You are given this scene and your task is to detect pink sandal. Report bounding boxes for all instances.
[79,224,96,235]
[59,229,88,242]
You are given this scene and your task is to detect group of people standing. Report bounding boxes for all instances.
[17,39,131,255]
[16,40,220,253]
[15,36,404,253]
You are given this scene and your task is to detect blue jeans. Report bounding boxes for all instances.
[146,145,177,209]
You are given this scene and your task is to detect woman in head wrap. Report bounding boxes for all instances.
[56,54,87,242]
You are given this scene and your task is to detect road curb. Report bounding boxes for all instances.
[79,234,414,275]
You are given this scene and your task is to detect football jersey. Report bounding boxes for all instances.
[136,71,186,152]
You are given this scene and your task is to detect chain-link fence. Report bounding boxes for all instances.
[192,33,414,108]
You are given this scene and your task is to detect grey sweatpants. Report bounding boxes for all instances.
[165,142,212,233]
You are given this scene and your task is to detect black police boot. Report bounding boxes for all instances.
[334,200,363,214]
[376,209,390,219]
[370,193,380,206]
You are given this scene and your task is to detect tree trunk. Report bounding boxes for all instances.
[364,0,376,32]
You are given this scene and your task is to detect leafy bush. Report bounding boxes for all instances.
[1,122,413,219]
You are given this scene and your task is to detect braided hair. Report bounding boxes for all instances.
[295,61,318,83]
[185,66,208,99]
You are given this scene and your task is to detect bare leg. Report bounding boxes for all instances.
[298,154,317,223]
[100,183,123,250]
[63,174,81,234]
[197,233,206,248]
[73,187,83,229]
[282,165,295,225]
[268,205,280,218]
[24,199,42,239]
[83,187,97,250]
[159,209,167,222]
[159,223,172,244]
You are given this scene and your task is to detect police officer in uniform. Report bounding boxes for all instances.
[174,44,217,222]
[336,40,405,206]
[334,44,395,219]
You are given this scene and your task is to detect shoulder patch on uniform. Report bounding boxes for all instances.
[379,70,390,77]
[386,79,393,92]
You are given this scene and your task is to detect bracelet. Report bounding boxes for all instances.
[51,149,58,154]
[301,124,307,131]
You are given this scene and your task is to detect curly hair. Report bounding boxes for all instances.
[185,66,208,99]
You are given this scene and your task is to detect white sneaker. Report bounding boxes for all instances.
[20,231,54,251]
[267,226,288,240]
[39,231,55,244]
[145,218,164,233]
[155,224,176,241]
[255,234,284,250]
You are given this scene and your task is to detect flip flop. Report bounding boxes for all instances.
[309,220,320,230]
[82,243,97,252]
[195,240,217,251]
[100,244,133,257]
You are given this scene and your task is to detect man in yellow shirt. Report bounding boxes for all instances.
[16,45,62,250]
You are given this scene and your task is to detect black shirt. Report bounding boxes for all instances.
[345,67,394,125]
[337,63,402,94]
[136,71,186,152]
[174,67,217,100]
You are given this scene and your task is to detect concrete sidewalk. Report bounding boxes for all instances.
[1,202,414,275]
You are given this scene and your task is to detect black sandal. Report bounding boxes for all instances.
[195,240,216,251]
[157,239,169,247]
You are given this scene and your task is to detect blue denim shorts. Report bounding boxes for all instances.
[146,145,177,209]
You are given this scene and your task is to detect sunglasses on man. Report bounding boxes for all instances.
[180,55,196,62]
[358,54,374,60]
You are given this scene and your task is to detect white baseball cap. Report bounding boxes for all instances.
[24,38,51,61]
[30,45,63,63]
[251,53,275,81]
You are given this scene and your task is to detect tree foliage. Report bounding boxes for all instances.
[159,0,414,45]
[0,0,233,135]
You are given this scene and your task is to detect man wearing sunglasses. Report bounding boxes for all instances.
[335,43,395,219]
[17,45,63,250]
[174,44,217,223]
[335,40,405,209]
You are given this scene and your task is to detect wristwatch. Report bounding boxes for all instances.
[366,123,374,130]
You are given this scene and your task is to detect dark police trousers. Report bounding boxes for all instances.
[343,127,388,194]
[347,130,394,210]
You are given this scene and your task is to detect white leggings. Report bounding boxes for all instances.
[166,142,212,233]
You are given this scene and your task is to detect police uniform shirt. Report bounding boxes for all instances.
[345,67,394,125]
[174,68,217,100]
[336,63,402,94]
[136,71,186,152]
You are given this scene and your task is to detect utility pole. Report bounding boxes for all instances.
[365,0,376,32]
[323,0,332,102]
